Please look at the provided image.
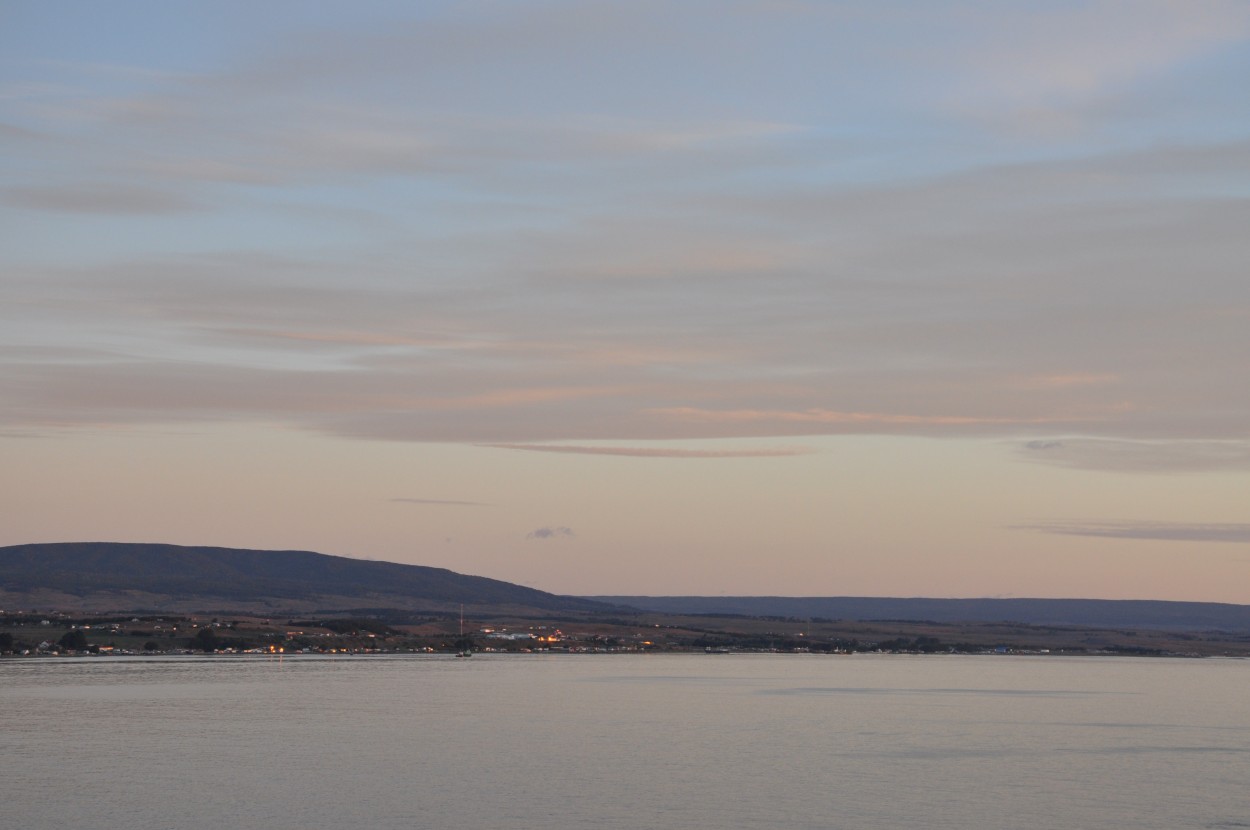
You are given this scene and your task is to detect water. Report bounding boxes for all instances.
[3,654,1248,829]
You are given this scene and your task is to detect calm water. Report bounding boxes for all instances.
[3,654,1248,829]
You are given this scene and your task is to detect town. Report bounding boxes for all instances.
[5,608,1248,658]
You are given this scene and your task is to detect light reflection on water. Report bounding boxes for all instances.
[3,654,1248,830]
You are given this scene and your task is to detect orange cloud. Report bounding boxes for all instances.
[225,328,472,348]
[648,407,1071,426]
[1015,372,1119,388]
[483,443,815,458]
[452,386,631,408]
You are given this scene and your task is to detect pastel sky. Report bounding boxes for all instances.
[3,1,1249,602]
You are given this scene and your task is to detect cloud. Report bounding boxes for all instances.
[1014,373,1118,389]
[651,407,1083,429]
[3,183,201,214]
[223,328,466,349]
[4,186,1248,446]
[0,121,46,141]
[1012,520,1250,544]
[526,526,574,541]
[389,498,489,507]
[483,443,815,459]
[3,8,1249,455]
[1018,438,1250,473]
[929,0,1250,133]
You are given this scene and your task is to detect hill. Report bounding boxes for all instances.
[591,595,1250,632]
[0,542,612,615]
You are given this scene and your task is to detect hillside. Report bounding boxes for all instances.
[0,542,612,615]
[592,595,1250,633]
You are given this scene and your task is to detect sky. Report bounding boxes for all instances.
[2,1,1249,603]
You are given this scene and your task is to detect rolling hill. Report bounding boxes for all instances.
[0,542,612,615]
[6,543,1248,634]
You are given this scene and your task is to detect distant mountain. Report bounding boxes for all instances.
[592,595,1250,632]
[0,542,612,615]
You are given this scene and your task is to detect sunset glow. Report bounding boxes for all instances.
[2,2,1248,602]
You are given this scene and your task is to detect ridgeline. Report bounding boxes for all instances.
[0,542,612,615]
[591,595,1250,633]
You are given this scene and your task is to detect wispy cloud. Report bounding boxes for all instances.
[1013,373,1119,389]
[228,328,468,349]
[932,0,1250,134]
[3,183,201,214]
[389,498,489,507]
[526,526,574,541]
[1018,439,1250,473]
[3,4,1248,459]
[483,443,814,459]
[651,408,1081,428]
[1012,520,1250,544]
